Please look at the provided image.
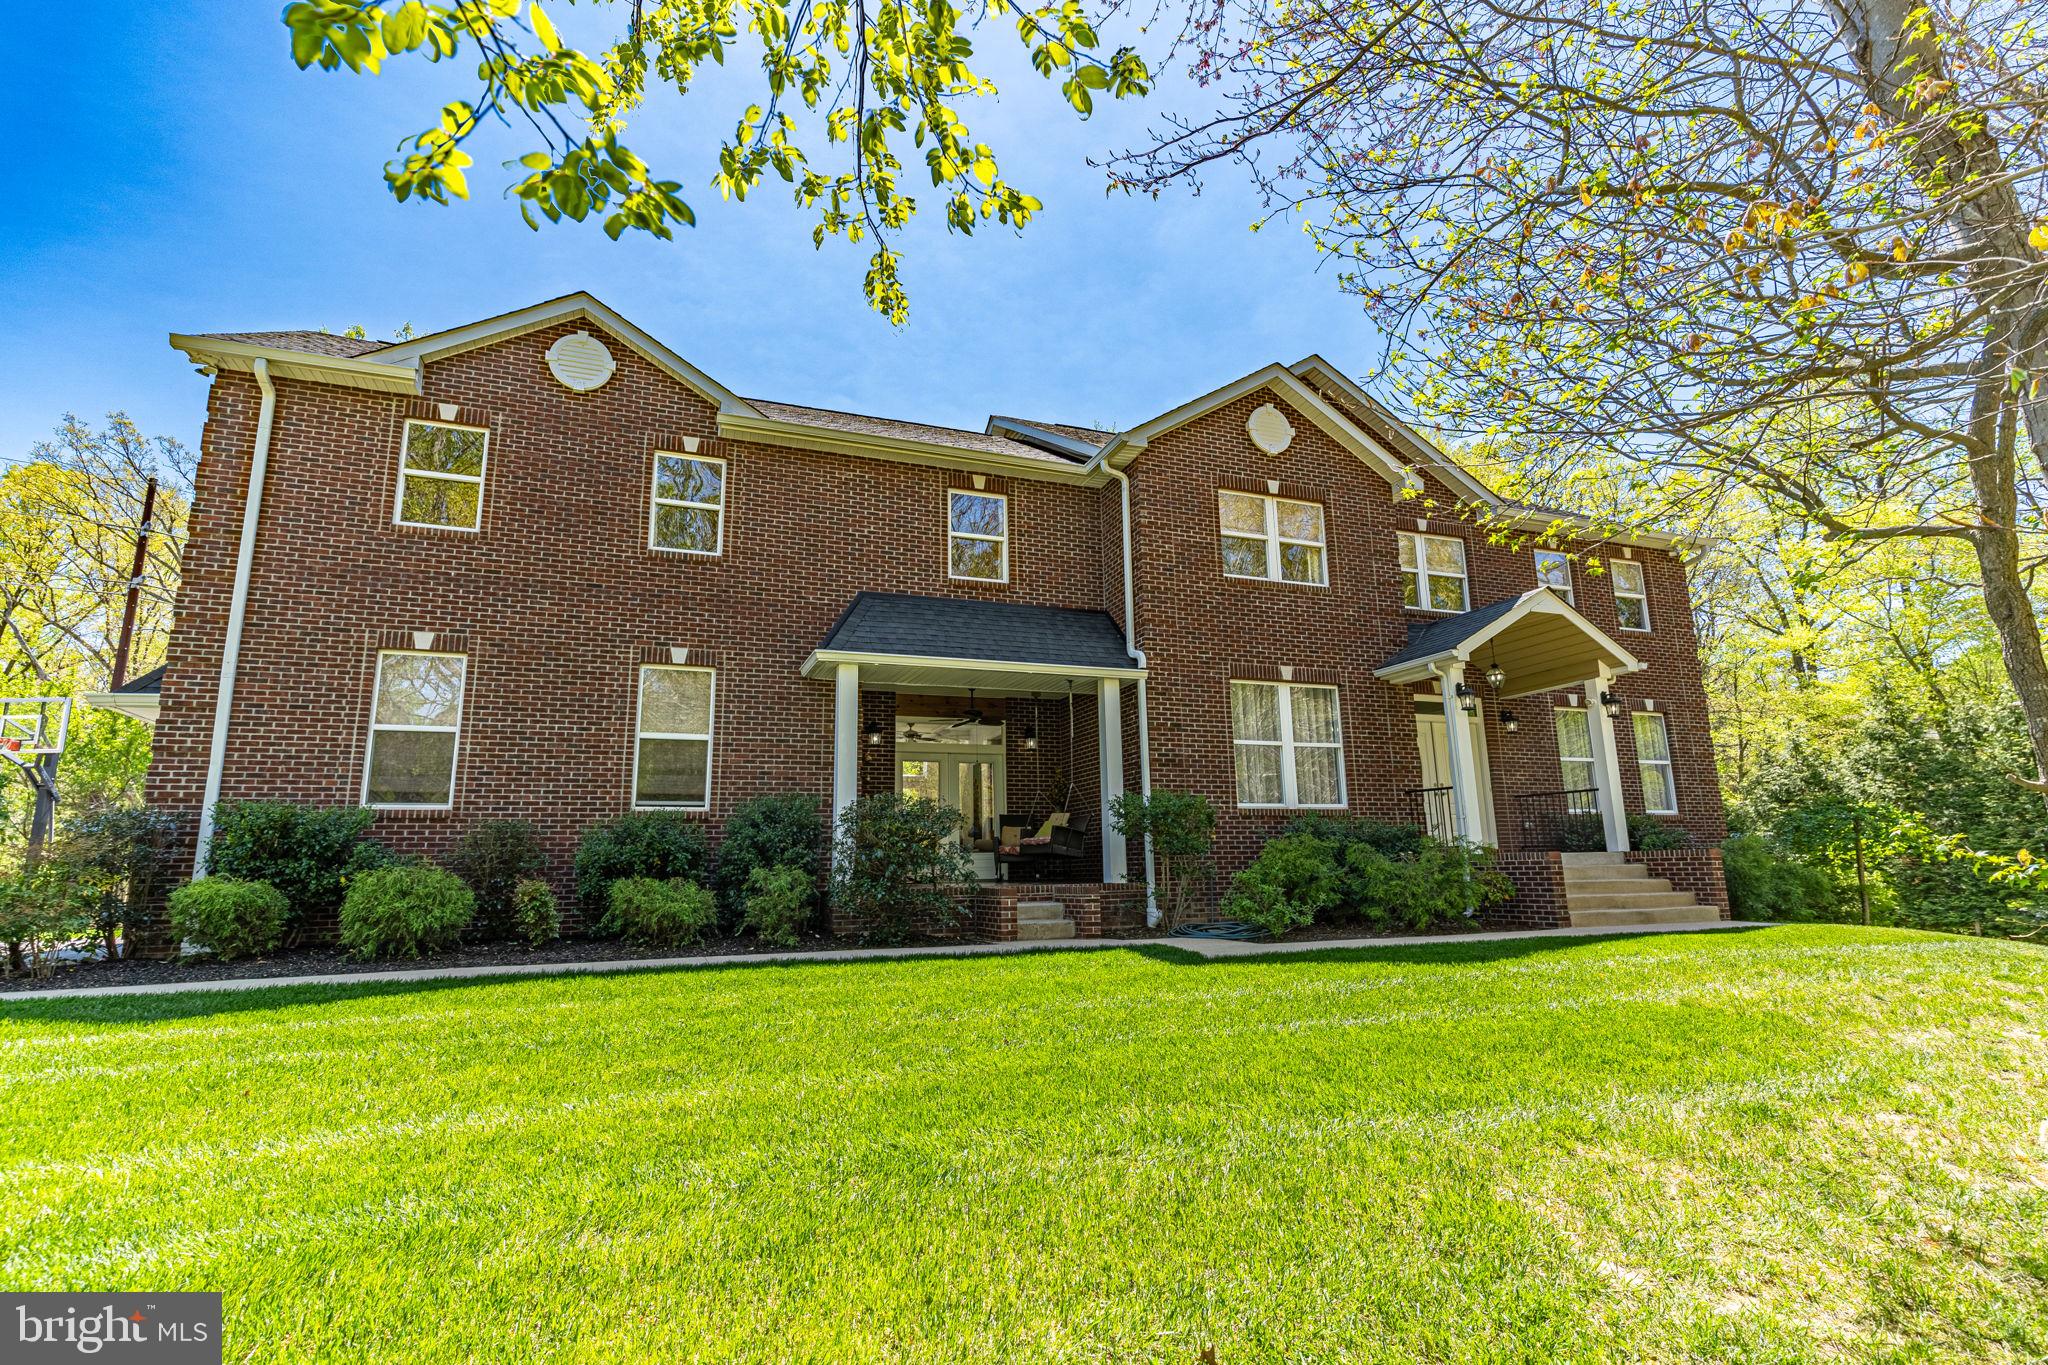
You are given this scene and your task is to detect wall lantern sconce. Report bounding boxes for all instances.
[862,719,886,747]
[1499,709,1520,734]
[1022,723,1039,751]
[1455,683,1478,716]
[1484,661,1507,689]
[1600,691,1624,720]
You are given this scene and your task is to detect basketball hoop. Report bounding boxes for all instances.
[1,697,69,865]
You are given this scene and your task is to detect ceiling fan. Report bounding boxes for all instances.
[946,690,989,730]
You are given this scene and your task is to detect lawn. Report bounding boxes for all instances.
[3,926,2046,1362]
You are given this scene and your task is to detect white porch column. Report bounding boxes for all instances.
[1584,663,1631,853]
[1097,678,1128,882]
[832,663,861,844]
[1439,662,1488,844]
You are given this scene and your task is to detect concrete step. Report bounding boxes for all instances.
[1015,901,1067,923]
[1014,918,1076,941]
[1565,890,1701,912]
[1558,852,1627,867]
[1564,876,1675,897]
[1562,862,1650,883]
[1570,905,1720,928]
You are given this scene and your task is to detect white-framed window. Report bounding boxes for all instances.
[363,650,467,809]
[1554,706,1595,793]
[948,490,1008,582]
[1229,681,1346,808]
[1612,559,1651,631]
[395,420,488,531]
[650,453,725,555]
[634,665,715,809]
[1218,491,1328,586]
[1534,549,1574,604]
[1399,532,1469,612]
[1634,711,1678,814]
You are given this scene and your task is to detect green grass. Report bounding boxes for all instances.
[3,926,2046,1362]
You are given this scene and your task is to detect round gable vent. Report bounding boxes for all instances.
[546,331,616,392]
[1247,402,1295,454]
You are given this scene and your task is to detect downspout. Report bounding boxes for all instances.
[192,357,277,874]
[1103,461,1159,926]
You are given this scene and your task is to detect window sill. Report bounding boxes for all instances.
[1401,605,1467,616]
[367,806,456,821]
[1221,573,1330,590]
[1236,803,1350,812]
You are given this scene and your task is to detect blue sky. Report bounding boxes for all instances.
[1,7,1384,464]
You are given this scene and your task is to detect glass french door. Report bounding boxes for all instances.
[899,753,1003,878]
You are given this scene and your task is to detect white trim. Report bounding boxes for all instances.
[947,488,1009,583]
[832,662,860,847]
[1218,490,1328,586]
[1632,710,1679,815]
[362,650,468,811]
[1533,548,1574,604]
[1399,530,1470,614]
[632,663,717,811]
[648,451,727,557]
[1611,559,1653,632]
[394,419,489,532]
[1228,679,1348,809]
[1373,587,1645,690]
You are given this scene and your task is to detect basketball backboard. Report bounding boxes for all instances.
[0,696,71,757]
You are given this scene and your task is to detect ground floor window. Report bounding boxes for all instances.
[1555,707,1595,793]
[634,665,715,809]
[1230,681,1345,808]
[1633,711,1677,814]
[364,650,466,808]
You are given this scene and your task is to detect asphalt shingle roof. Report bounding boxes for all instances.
[1380,595,1529,670]
[198,331,391,357]
[110,664,165,695]
[747,399,1087,464]
[819,593,1135,671]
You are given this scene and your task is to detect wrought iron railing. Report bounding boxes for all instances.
[1405,785,1456,843]
[1511,788,1605,852]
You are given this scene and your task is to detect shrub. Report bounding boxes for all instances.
[1335,836,1513,930]
[741,864,815,947]
[574,813,711,914]
[49,804,179,959]
[604,877,716,947]
[0,873,96,979]
[206,801,391,929]
[338,865,475,959]
[831,792,976,944]
[167,878,290,960]
[1221,835,1342,936]
[1108,789,1217,928]
[511,878,560,946]
[1722,835,1837,921]
[714,794,826,921]
[1627,815,1691,851]
[447,820,546,937]
[1282,813,1425,860]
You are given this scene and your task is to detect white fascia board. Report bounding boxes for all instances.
[985,417,1103,461]
[1106,364,1418,490]
[721,414,1105,485]
[800,648,1146,683]
[80,691,160,724]
[1372,589,1644,684]
[168,336,420,395]
[373,293,761,418]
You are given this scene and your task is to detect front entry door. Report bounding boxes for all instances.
[1415,712,1498,846]
[899,750,1004,879]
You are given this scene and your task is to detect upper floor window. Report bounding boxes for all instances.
[650,453,725,555]
[1534,549,1574,604]
[949,490,1008,582]
[634,664,715,810]
[1219,491,1328,586]
[1230,681,1346,808]
[1633,712,1677,813]
[396,420,487,531]
[1399,532,1469,612]
[364,650,466,808]
[1611,559,1651,631]
[1555,707,1594,793]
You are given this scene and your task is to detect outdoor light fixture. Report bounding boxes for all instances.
[1484,662,1507,689]
[862,718,885,747]
[1022,723,1039,751]
[1499,709,1520,734]
[1456,683,1478,716]
[1600,691,1624,719]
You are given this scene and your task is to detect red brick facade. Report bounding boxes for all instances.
[148,309,1726,935]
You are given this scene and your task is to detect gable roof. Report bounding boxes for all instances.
[196,331,391,358]
[1373,589,1643,697]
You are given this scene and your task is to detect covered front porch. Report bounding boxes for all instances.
[1376,588,1645,855]
[802,594,1149,936]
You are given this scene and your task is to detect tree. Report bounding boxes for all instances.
[281,0,1152,321]
[1113,0,2048,810]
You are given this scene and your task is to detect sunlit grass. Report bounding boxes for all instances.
[3,926,2045,1362]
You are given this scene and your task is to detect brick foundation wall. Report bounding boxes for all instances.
[1627,848,1731,920]
[1484,853,1572,930]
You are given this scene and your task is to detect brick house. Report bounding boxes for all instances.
[119,294,1727,939]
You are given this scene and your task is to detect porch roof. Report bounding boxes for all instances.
[1374,589,1643,698]
[802,592,1144,695]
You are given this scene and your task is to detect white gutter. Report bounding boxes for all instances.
[1103,462,1159,926]
[192,357,277,874]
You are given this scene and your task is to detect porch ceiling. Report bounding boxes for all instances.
[1374,588,1643,697]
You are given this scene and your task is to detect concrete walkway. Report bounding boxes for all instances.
[0,920,1764,1001]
